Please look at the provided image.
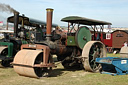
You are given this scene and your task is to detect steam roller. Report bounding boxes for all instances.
[12,44,55,78]
[11,8,57,78]
[11,8,111,78]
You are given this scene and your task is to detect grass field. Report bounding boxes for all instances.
[0,53,128,85]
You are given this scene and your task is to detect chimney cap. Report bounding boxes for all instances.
[14,11,20,14]
[46,8,54,12]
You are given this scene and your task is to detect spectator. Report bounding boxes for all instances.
[124,41,128,47]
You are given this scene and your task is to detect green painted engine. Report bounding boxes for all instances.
[0,39,27,67]
[0,12,32,67]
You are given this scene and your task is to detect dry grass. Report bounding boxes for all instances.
[0,53,128,85]
[107,53,120,57]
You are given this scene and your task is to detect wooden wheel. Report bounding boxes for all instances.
[82,41,106,72]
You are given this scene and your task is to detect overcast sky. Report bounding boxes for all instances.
[0,0,128,27]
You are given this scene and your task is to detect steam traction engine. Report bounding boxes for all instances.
[12,8,112,78]
[0,12,29,67]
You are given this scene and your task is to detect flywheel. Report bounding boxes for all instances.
[75,26,91,49]
[82,41,106,72]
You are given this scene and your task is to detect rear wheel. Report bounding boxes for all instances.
[82,41,106,72]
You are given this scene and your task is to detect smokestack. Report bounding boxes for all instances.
[14,12,19,37]
[46,8,53,40]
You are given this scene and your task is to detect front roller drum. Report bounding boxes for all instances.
[82,41,106,72]
[13,49,51,78]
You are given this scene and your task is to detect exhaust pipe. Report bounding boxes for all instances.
[46,8,53,41]
[14,12,19,37]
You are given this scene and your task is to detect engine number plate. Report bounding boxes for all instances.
[28,44,36,48]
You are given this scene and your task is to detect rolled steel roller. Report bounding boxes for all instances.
[13,49,43,78]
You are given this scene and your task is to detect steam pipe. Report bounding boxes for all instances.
[46,8,53,41]
[21,14,25,28]
[6,21,8,30]
[14,12,19,37]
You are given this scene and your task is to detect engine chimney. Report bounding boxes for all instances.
[14,12,19,37]
[46,8,53,41]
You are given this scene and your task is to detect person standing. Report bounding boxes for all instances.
[124,41,128,47]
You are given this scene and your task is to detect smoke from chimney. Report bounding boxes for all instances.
[0,3,18,13]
